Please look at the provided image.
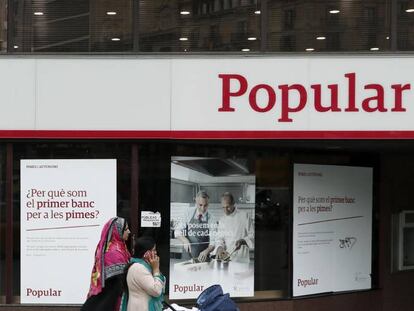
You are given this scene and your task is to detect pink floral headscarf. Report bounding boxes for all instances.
[87,217,131,297]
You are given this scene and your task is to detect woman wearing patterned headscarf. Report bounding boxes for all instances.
[81,217,131,311]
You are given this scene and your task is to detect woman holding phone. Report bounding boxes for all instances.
[121,236,166,311]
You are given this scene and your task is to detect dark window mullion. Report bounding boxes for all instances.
[130,144,139,254]
[5,143,13,304]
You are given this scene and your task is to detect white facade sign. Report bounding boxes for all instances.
[293,164,372,296]
[20,159,117,304]
[0,57,414,137]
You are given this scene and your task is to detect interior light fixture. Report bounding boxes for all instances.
[386,36,390,40]
[247,37,257,41]
[179,37,188,41]
[111,38,120,41]
[370,47,379,51]
[13,45,18,49]
[305,48,315,52]
[180,11,190,15]
[329,10,340,14]
[316,36,326,40]
[241,48,250,52]
[254,10,261,15]
[33,12,44,16]
[106,11,117,15]
[406,8,414,13]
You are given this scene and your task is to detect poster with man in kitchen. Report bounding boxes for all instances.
[169,156,256,299]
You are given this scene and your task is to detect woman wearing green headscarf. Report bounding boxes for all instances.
[121,236,165,311]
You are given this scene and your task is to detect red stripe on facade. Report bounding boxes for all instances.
[0,130,414,139]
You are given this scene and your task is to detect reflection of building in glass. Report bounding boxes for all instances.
[9,0,90,52]
[0,0,6,52]
[138,0,391,52]
[89,0,133,51]
[267,0,389,52]
[4,0,414,52]
[397,0,414,50]
[8,0,133,52]
[139,0,261,52]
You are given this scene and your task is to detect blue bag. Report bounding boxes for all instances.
[196,285,239,311]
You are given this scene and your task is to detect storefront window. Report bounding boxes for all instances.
[136,140,384,301]
[254,157,290,297]
[138,141,290,301]
[0,139,388,305]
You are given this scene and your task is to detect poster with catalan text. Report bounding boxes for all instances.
[20,159,117,304]
[293,164,372,296]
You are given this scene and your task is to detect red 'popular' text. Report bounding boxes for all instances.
[218,73,410,122]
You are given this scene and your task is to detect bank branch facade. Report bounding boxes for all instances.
[0,55,413,311]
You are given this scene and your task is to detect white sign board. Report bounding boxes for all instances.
[2,57,414,138]
[293,164,372,296]
[141,211,161,227]
[20,159,117,304]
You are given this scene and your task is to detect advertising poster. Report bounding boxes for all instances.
[169,157,255,299]
[293,164,372,296]
[20,159,117,304]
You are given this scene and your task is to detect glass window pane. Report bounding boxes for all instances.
[403,227,414,266]
[267,0,390,52]
[139,142,290,301]
[8,0,133,53]
[0,0,6,52]
[138,0,262,52]
[397,0,414,50]
[4,0,401,53]
[90,0,133,52]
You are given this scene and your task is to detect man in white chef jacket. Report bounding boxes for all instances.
[215,192,254,263]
